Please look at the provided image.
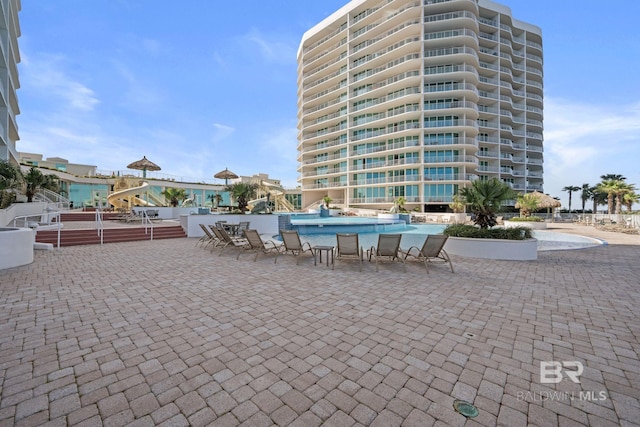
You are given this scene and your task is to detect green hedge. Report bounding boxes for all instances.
[508,216,544,222]
[443,224,532,240]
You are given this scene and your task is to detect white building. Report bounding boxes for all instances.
[0,0,21,164]
[297,0,543,212]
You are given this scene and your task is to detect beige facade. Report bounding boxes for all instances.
[297,0,543,211]
[19,152,98,176]
[0,0,21,164]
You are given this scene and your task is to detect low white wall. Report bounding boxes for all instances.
[444,236,538,260]
[0,202,48,227]
[378,213,399,220]
[504,220,547,230]
[0,227,35,269]
[181,214,280,238]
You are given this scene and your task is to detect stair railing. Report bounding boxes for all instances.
[95,209,104,245]
[12,211,62,248]
[141,210,154,241]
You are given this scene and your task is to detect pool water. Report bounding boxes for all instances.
[275,223,604,252]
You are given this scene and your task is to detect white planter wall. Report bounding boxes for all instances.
[444,236,538,260]
[504,220,547,230]
[0,227,35,269]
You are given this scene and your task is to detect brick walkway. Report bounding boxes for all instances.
[1,224,639,426]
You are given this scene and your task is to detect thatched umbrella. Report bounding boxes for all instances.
[214,167,238,185]
[518,191,561,221]
[127,156,161,178]
[528,191,561,209]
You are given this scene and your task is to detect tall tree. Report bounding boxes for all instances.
[580,183,592,213]
[598,180,621,214]
[562,185,580,212]
[614,182,635,214]
[600,174,626,182]
[622,191,640,212]
[592,189,607,214]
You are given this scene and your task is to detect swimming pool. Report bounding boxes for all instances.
[289,215,410,234]
[278,220,604,252]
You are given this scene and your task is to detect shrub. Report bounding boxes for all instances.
[443,224,532,240]
[508,216,544,222]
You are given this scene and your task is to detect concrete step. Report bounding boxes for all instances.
[35,226,186,247]
[57,212,122,222]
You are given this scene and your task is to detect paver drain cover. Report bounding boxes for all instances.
[453,399,479,418]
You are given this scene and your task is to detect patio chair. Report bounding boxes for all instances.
[197,223,219,248]
[399,234,454,273]
[368,234,405,272]
[211,224,249,257]
[335,233,364,271]
[274,230,313,265]
[238,229,283,261]
[237,221,251,236]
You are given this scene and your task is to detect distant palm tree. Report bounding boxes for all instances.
[622,191,640,212]
[600,173,626,182]
[161,187,187,207]
[562,185,580,212]
[226,182,258,212]
[614,182,636,214]
[597,180,621,214]
[592,189,607,214]
[458,178,515,229]
[23,167,45,202]
[41,174,60,193]
[0,160,23,208]
[579,183,592,213]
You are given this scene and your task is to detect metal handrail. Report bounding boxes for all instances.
[12,211,62,248]
[141,210,154,241]
[95,209,104,245]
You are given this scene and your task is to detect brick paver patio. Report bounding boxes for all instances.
[1,224,638,426]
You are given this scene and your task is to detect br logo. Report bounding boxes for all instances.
[540,361,583,383]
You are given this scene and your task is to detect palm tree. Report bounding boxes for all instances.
[579,183,592,213]
[41,174,60,193]
[622,191,640,212]
[592,189,607,214]
[562,185,580,212]
[226,182,258,212]
[597,180,620,214]
[23,167,45,202]
[0,160,23,208]
[515,193,539,217]
[161,187,187,207]
[208,193,223,208]
[614,182,636,214]
[600,173,626,182]
[458,178,515,229]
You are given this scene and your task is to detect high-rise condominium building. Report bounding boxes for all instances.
[0,0,21,164]
[297,0,543,211]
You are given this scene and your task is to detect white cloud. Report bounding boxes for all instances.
[212,123,235,141]
[21,53,99,112]
[543,97,640,209]
[243,29,297,65]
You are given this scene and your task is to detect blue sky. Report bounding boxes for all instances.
[16,1,640,209]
